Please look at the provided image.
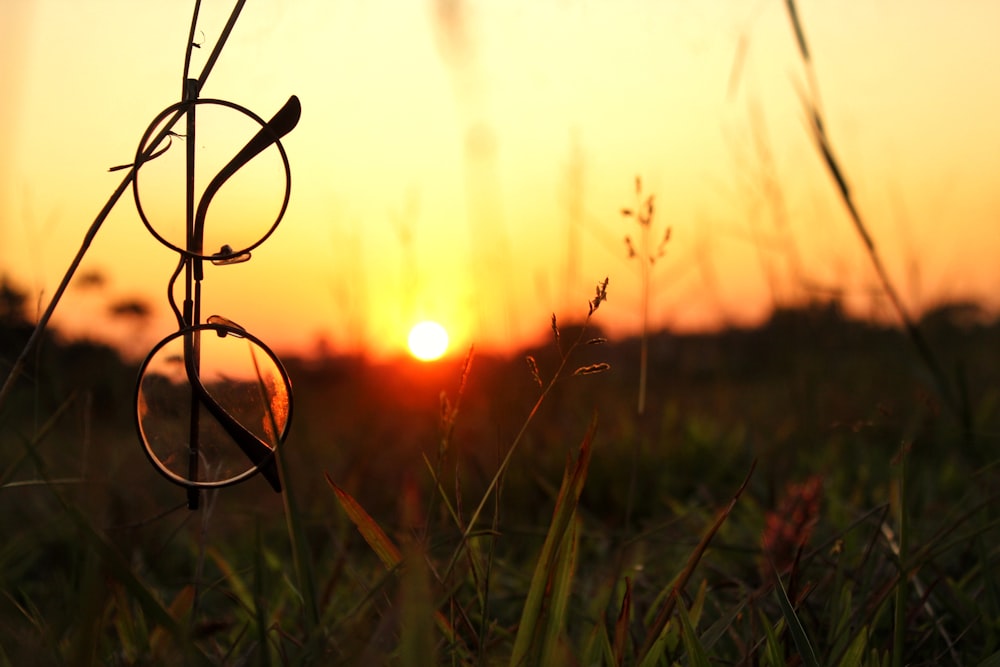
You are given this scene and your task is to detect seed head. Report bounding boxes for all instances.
[526,355,543,388]
[573,362,611,376]
[588,277,609,315]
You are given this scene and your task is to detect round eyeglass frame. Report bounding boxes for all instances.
[134,321,293,489]
[131,97,293,261]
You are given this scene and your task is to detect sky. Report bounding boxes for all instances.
[1,0,999,360]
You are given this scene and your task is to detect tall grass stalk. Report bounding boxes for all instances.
[622,177,669,417]
[442,278,609,580]
[0,0,247,412]
[425,344,475,546]
[783,0,960,419]
[891,450,908,667]
[622,180,669,535]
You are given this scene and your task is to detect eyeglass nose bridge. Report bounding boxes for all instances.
[211,245,252,265]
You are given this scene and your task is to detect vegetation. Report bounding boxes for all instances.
[2,3,997,664]
[2,274,999,665]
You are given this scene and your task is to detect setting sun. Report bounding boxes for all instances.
[407,321,449,361]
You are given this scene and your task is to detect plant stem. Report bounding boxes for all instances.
[0,0,248,414]
[442,303,601,580]
[638,214,650,417]
[784,0,959,417]
[892,455,908,667]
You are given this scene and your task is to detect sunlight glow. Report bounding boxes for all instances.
[407,321,449,361]
[4,2,1000,358]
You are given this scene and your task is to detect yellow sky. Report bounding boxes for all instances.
[1,1,999,360]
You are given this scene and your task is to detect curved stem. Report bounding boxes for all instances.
[0,0,250,413]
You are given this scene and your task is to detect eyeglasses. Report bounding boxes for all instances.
[133,78,301,509]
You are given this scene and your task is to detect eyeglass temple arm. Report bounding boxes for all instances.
[192,95,302,260]
[184,352,283,492]
[180,96,300,490]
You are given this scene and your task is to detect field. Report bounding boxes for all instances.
[2,281,999,665]
[2,4,999,663]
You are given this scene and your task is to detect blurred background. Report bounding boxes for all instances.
[1,0,998,360]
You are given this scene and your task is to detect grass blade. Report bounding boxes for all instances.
[540,515,580,665]
[637,460,756,664]
[326,475,466,655]
[677,600,711,667]
[837,626,869,667]
[328,476,402,568]
[509,416,595,666]
[773,571,821,667]
[612,577,633,665]
[759,611,785,667]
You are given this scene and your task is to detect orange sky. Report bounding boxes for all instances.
[1,1,999,360]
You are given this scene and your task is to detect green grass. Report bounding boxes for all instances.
[2,285,1000,665]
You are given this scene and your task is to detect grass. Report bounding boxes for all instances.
[2,2,1000,664]
[2,287,1000,665]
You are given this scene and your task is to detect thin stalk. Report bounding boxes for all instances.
[638,214,650,416]
[892,456,909,667]
[784,0,959,416]
[441,281,607,581]
[441,345,571,580]
[629,204,651,536]
[0,0,247,413]
[622,181,667,534]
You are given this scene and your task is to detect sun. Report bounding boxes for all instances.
[407,320,450,361]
